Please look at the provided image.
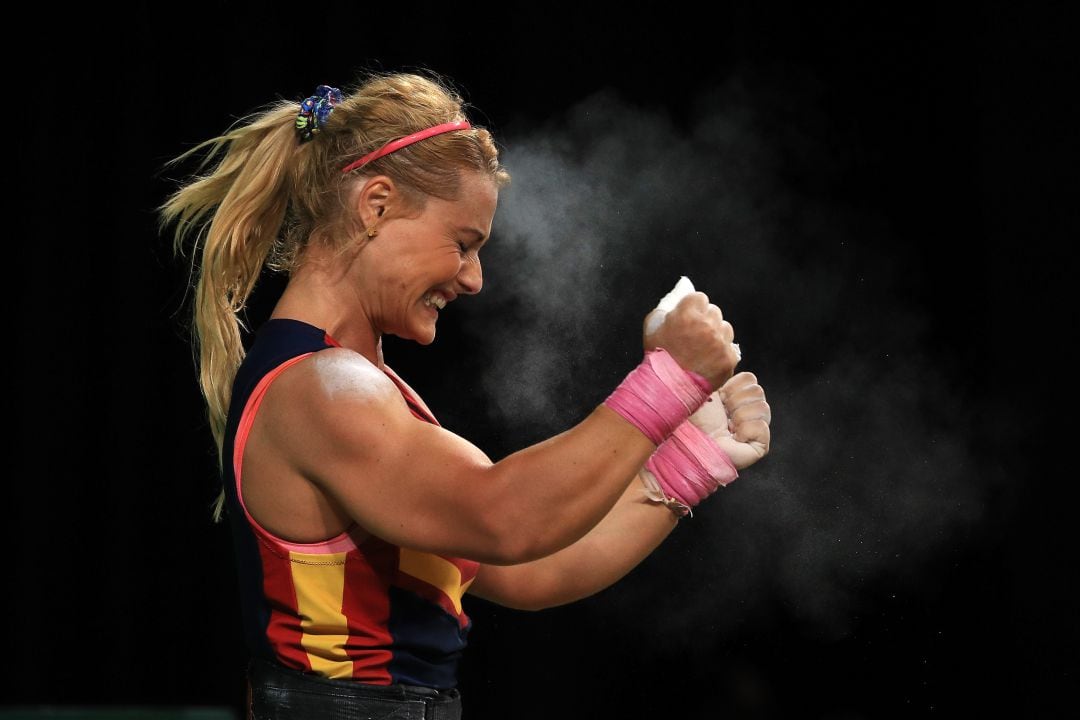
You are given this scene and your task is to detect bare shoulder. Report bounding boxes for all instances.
[265,348,411,427]
[255,347,417,467]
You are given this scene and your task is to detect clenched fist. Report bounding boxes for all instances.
[688,371,772,469]
[643,292,741,391]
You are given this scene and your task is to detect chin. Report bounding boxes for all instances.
[396,324,437,346]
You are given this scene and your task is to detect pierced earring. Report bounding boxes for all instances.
[366,226,378,238]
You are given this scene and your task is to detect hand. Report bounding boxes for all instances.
[643,292,740,390]
[687,371,771,470]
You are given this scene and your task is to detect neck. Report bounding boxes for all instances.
[270,258,384,369]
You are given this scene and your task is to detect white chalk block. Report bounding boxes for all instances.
[645,276,695,336]
[656,276,696,313]
[646,276,744,360]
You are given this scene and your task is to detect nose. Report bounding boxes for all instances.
[457,255,483,295]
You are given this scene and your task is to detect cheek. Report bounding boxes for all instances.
[435,254,464,277]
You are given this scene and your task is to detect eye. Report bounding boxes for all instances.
[457,241,469,254]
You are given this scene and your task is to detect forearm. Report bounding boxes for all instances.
[469,476,678,610]
[476,405,659,563]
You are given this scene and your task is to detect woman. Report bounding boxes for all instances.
[160,71,771,719]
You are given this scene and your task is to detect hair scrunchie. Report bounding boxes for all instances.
[295,84,343,143]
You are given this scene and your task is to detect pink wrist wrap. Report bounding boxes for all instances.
[603,348,712,445]
[641,421,739,516]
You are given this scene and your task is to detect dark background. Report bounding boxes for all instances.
[9,2,1077,718]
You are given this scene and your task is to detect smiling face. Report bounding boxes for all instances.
[353,171,498,345]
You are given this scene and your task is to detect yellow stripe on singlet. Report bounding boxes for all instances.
[399,549,474,615]
[290,551,353,679]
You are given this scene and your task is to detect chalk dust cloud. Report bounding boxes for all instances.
[450,74,987,641]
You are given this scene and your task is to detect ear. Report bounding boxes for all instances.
[354,175,396,229]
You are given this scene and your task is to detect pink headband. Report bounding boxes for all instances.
[340,121,472,174]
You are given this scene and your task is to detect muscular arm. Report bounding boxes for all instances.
[466,475,679,610]
[258,349,659,566]
[252,293,736,568]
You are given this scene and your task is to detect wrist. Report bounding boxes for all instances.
[641,420,738,516]
[603,348,711,445]
[638,467,691,518]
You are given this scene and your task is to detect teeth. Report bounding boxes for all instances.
[423,293,447,310]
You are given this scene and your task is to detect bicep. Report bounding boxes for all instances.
[266,352,503,559]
